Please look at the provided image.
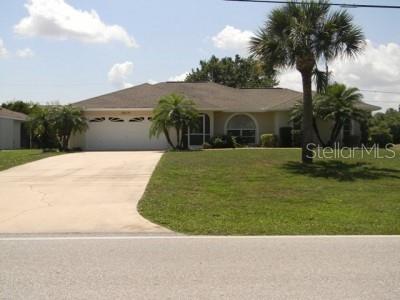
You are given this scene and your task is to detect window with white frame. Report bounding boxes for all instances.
[188,114,211,146]
[227,114,256,144]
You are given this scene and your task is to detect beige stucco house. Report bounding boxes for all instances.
[71,82,379,150]
[0,108,27,150]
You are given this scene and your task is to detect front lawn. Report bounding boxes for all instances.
[0,149,62,171]
[139,149,400,235]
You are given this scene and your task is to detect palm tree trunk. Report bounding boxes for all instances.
[301,71,314,163]
[63,135,70,151]
[180,125,188,150]
[332,123,344,146]
[313,118,326,147]
[176,127,181,150]
[163,128,175,150]
[327,120,342,146]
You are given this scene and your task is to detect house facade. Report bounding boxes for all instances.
[0,108,27,150]
[71,82,379,150]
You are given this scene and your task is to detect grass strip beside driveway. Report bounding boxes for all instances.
[0,150,62,171]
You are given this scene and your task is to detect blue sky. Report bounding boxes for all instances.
[0,0,399,110]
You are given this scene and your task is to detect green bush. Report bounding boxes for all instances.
[209,135,237,148]
[370,126,393,147]
[369,109,400,144]
[279,127,292,147]
[343,135,361,148]
[292,130,302,147]
[260,134,277,147]
[202,142,212,149]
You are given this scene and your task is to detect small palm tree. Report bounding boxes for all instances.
[28,107,58,149]
[150,94,199,150]
[250,0,365,163]
[52,105,88,151]
[290,83,366,147]
[316,83,366,145]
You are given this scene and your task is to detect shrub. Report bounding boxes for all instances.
[202,143,212,149]
[261,134,277,147]
[343,135,361,148]
[292,130,302,147]
[209,135,237,148]
[370,126,393,147]
[279,127,292,147]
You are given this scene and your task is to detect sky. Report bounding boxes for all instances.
[0,0,400,111]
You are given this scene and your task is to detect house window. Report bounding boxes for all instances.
[343,119,353,137]
[89,117,105,123]
[227,114,256,144]
[188,114,211,146]
[129,117,145,123]
[109,117,124,123]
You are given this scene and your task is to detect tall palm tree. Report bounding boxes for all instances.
[250,0,365,163]
[290,100,326,146]
[150,94,199,150]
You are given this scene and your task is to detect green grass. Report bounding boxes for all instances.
[0,149,62,171]
[139,149,400,235]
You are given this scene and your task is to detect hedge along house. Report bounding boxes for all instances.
[71,82,379,150]
[0,108,27,150]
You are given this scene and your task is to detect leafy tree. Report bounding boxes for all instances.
[51,105,88,151]
[1,100,40,115]
[185,55,278,88]
[150,94,199,150]
[291,83,367,147]
[370,108,400,144]
[250,0,365,163]
[369,124,393,146]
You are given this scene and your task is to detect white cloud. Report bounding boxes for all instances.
[108,61,134,89]
[0,38,8,58]
[278,41,400,111]
[16,47,35,58]
[147,79,158,85]
[212,25,254,53]
[168,72,189,82]
[14,0,137,48]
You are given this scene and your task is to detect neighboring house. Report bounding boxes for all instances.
[0,108,27,150]
[71,82,379,150]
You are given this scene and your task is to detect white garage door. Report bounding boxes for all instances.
[85,116,169,150]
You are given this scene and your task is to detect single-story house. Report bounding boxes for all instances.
[0,108,27,150]
[71,82,380,150]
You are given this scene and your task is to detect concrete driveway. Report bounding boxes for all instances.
[0,152,170,234]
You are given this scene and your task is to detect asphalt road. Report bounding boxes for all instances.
[1,236,399,300]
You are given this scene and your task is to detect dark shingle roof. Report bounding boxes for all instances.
[0,108,27,121]
[72,82,380,112]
